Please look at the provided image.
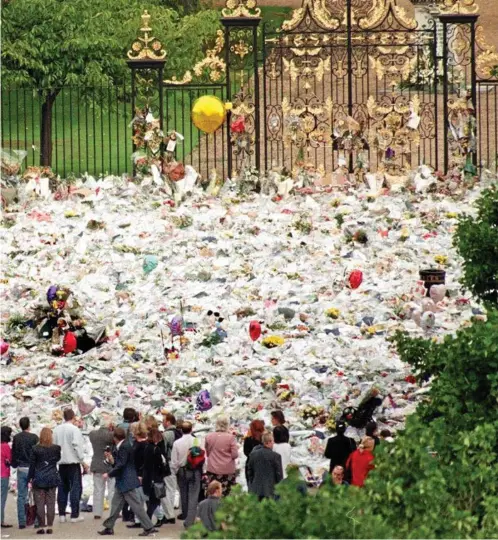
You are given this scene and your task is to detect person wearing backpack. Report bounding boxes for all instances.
[170,422,205,529]
[160,413,181,525]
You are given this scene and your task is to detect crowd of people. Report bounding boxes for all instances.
[0,408,389,534]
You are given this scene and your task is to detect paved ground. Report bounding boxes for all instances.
[1,496,183,540]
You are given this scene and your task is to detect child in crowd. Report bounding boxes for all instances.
[196,481,222,532]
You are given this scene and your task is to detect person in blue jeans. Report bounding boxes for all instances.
[11,417,39,529]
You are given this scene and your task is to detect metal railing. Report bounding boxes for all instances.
[477,81,498,172]
[1,84,133,178]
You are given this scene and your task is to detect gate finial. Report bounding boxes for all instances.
[222,0,261,18]
[127,10,166,61]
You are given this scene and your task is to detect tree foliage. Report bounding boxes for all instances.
[185,189,498,539]
[453,185,498,305]
[1,0,219,88]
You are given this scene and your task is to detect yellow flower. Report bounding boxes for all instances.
[325,308,340,319]
[445,212,458,219]
[261,335,285,348]
[123,343,136,353]
[434,255,448,266]
[64,210,77,218]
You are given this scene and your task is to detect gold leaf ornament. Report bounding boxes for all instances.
[127,10,166,61]
[222,0,261,18]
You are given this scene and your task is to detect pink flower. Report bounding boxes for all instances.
[231,116,246,134]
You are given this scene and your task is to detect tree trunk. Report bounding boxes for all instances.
[40,91,58,167]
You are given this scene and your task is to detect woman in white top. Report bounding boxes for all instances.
[273,425,291,478]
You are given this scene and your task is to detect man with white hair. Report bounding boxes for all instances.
[247,431,283,500]
[89,415,115,519]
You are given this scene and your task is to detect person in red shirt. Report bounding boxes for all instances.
[346,436,375,487]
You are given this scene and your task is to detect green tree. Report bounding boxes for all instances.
[453,185,498,305]
[162,0,203,15]
[1,0,219,166]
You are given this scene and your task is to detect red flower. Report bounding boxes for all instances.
[405,375,417,384]
[231,116,246,134]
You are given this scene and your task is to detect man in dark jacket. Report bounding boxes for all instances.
[12,417,38,529]
[324,421,356,473]
[247,431,283,500]
[98,428,157,537]
[89,417,115,519]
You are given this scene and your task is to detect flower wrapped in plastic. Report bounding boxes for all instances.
[261,335,285,348]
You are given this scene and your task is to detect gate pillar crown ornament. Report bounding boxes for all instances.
[127,10,167,139]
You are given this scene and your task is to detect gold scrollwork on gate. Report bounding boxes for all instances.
[440,0,479,14]
[282,0,340,31]
[282,96,333,158]
[359,0,416,31]
[369,52,417,82]
[164,30,225,85]
[283,57,330,89]
[231,39,253,59]
[367,94,421,171]
[476,26,498,80]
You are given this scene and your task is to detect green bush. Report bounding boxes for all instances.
[453,185,498,305]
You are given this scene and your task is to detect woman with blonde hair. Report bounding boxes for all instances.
[144,416,159,431]
[345,436,375,487]
[28,427,61,534]
[205,416,239,497]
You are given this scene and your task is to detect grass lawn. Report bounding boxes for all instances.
[1,5,293,177]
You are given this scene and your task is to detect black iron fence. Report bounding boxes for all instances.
[477,81,498,171]
[1,84,133,178]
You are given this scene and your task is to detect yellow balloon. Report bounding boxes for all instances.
[192,95,227,134]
